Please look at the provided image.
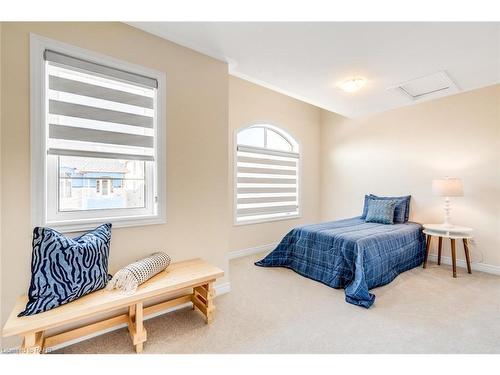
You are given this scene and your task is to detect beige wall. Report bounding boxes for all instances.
[320,84,500,267]
[0,22,230,347]
[228,76,321,251]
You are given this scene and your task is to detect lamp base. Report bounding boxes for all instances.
[442,197,454,229]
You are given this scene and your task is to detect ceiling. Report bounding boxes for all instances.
[129,22,500,118]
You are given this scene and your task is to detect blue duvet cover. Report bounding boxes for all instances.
[255,217,425,308]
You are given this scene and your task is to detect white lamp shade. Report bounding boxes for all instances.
[432,178,464,197]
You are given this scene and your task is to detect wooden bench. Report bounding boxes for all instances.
[2,258,224,354]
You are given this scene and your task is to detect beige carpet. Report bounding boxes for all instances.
[55,252,500,354]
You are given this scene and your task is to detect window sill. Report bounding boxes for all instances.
[44,215,166,234]
[234,214,301,226]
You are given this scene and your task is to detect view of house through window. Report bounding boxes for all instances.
[58,156,146,211]
[31,39,165,230]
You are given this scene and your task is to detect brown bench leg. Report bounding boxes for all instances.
[128,303,147,353]
[21,331,44,354]
[192,281,216,324]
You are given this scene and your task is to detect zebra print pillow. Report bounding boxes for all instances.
[18,223,112,317]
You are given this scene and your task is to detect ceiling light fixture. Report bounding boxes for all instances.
[340,77,366,93]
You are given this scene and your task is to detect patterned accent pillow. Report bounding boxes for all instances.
[107,252,171,294]
[365,199,397,224]
[18,223,112,316]
[361,194,411,223]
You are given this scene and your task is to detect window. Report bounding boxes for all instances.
[31,35,166,232]
[235,124,300,224]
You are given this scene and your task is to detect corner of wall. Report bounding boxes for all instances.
[318,109,350,221]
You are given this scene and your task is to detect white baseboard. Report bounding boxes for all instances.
[214,281,231,295]
[15,282,231,353]
[228,243,277,260]
[427,254,500,275]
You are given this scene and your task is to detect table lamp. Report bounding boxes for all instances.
[432,177,463,228]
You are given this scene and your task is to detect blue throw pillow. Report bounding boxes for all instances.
[365,199,397,224]
[361,194,372,219]
[361,194,411,223]
[18,223,112,316]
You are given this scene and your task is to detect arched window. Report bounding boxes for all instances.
[235,124,300,224]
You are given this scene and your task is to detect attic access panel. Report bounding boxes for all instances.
[388,71,459,101]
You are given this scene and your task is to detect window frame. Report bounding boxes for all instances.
[30,34,166,233]
[233,123,301,226]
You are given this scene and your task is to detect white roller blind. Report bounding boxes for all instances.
[45,50,157,161]
[236,145,299,223]
[45,50,158,89]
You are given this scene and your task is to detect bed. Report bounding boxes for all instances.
[255,217,425,308]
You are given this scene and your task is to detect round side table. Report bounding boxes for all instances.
[422,224,473,278]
